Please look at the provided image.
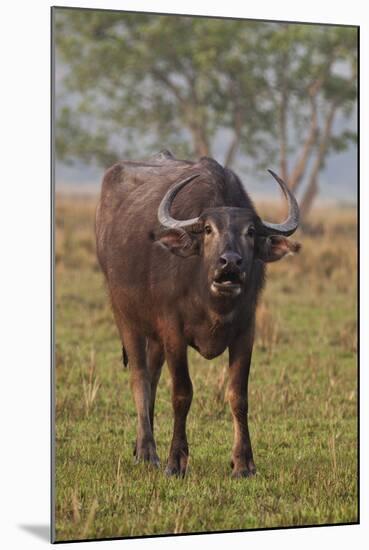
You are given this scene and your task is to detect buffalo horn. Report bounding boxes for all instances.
[258,170,300,236]
[157,173,203,232]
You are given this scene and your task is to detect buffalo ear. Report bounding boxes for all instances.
[155,228,200,257]
[256,235,301,263]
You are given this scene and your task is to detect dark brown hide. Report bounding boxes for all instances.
[95,151,299,477]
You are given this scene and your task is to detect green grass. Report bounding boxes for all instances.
[54,197,358,541]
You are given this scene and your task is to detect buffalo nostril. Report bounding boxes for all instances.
[220,253,242,268]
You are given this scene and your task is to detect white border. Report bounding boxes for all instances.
[0,1,366,548]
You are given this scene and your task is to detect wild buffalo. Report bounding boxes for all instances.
[95,150,300,478]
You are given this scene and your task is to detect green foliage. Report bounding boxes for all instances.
[54,197,357,541]
[54,9,357,217]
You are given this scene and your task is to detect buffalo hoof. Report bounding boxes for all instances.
[165,449,188,478]
[164,464,187,478]
[134,452,160,468]
[230,458,256,478]
[231,467,256,479]
[133,441,160,467]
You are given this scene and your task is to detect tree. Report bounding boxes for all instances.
[55,11,272,166]
[263,23,357,218]
[55,9,357,219]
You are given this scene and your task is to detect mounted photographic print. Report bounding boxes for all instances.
[52,6,358,543]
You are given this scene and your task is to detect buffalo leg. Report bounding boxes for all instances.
[228,325,256,478]
[165,342,193,477]
[124,330,160,466]
[147,338,164,436]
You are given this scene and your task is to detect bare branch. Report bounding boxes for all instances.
[278,81,289,182]
[224,107,243,167]
[299,100,338,219]
[288,80,321,191]
[151,68,186,105]
[151,68,209,156]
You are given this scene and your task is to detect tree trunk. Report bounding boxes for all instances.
[224,107,243,167]
[299,101,338,221]
[278,76,288,183]
[224,134,239,167]
[288,86,319,192]
[191,124,210,157]
[152,69,210,157]
[299,175,318,221]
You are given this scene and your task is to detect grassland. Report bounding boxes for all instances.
[54,195,358,542]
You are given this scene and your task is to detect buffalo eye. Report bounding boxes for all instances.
[204,225,212,235]
[247,225,256,238]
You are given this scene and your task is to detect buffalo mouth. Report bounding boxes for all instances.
[211,270,244,295]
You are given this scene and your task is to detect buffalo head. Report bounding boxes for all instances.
[156,170,301,298]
